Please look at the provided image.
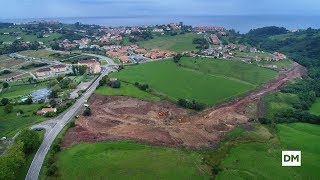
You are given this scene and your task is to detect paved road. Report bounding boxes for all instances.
[25,67,112,180]
[25,51,168,180]
[204,33,212,49]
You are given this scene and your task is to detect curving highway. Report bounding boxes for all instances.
[25,66,112,180]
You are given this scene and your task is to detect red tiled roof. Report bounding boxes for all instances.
[36,67,51,72]
[79,59,99,64]
[52,64,66,69]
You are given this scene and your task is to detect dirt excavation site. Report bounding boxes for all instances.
[62,63,307,148]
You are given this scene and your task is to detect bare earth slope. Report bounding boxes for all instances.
[62,63,307,148]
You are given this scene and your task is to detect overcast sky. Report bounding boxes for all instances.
[1,0,320,19]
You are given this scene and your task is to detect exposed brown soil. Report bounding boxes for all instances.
[62,63,307,148]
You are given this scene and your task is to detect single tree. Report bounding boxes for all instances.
[4,104,13,114]
[16,129,41,154]
[173,54,182,63]
[25,97,33,105]
[83,107,91,116]
[2,82,9,89]
[110,80,121,88]
[1,98,9,106]
[78,65,87,75]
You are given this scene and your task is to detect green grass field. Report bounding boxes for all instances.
[0,81,48,99]
[55,141,210,180]
[180,57,278,85]
[95,82,160,101]
[0,32,62,44]
[19,50,57,60]
[216,123,320,179]
[257,59,293,71]
[309,98,320,115]
[0,104,47,137]
[138,33,201,52]
[263,92,300,118]
[111,60,255,105]
[0,58,26,68]
[277,123,320,179]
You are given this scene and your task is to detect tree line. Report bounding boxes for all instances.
[246,27,320,125]
[0,130,41,180]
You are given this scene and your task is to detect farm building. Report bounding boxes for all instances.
[37,108,57,115]
[35,64,69,77]
[78,59,101,74]
[51,64,67,73]
[35,67,52,77]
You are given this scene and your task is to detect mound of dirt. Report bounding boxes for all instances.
[62,95,246,148]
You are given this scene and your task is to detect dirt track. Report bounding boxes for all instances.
[62,63,307,148]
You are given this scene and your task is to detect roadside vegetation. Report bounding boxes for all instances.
[0,129,43,180]
[0,73,91,138]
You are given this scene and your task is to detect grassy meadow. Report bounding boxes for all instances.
[216,123,320,179]
[180,57,278,85]
[309,98,320,115]
[112,60,255,105]
[0,81,48,99]
[49,123,320,180]
[138,33,201,52]
[0,32,62,44]
[257,59,294,71]
[0,104,47,137]
[95,82,160,101]
[19,50,59,60]
[110,58,278,105]
[54,141,210,180]
[263,92,300,118]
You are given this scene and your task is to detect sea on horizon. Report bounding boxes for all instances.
[2,15,320,33]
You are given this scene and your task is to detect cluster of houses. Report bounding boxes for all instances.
[144,49,177,59]
[202,43,249,58]
[255,52,287,61]
[105,45,133,63]
[194,26,225,32]
[152,23,183,33]
[35,59,101,77]
[98,34,122,43]
[104,45,176,63]
[202,43,287,62]
[58,23,186,51]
